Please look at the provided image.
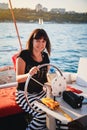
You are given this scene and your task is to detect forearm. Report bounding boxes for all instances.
[16,73,29,83]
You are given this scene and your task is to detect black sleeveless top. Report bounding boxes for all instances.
[17,50,50,93]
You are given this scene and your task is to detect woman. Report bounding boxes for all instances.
[16,28,51,130]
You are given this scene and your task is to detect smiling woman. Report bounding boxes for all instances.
[15,28,51,130]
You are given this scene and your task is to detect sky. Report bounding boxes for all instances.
[1,0,87,13]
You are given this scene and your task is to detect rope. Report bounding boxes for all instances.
[9,0,22,51]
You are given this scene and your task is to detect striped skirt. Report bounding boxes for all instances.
[16,90,46,130]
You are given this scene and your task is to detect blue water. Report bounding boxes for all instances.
[0,22,87,73]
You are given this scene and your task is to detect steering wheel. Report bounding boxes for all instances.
[24,64,66,107]
[24,63,64,93]
[24,64,66,111]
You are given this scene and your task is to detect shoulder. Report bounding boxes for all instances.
[19,49,29,56]
[18,49,30,61]
[42,51,50,63]
[42,51,49,58]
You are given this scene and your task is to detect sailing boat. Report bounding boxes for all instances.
[39,18,43,24]
[0,1,87,130]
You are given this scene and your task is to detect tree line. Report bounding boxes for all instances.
[0,9,87,23]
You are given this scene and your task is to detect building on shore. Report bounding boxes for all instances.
[0,3,8,9]
[35,4,48,12]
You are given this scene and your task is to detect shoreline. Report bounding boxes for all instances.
[1,21,87,24]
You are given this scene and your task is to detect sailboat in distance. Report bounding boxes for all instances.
[39,18,43,24]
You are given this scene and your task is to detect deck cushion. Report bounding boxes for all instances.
[0,87,23,117]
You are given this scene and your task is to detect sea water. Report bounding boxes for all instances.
[0,22,87,73]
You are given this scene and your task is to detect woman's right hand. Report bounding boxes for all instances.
[29,66,39,76]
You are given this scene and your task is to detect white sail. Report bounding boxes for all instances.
[39,18,43,24]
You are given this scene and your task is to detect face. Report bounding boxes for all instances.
[33,38,46,52]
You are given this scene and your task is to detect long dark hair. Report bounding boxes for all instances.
[26,28,51,55]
